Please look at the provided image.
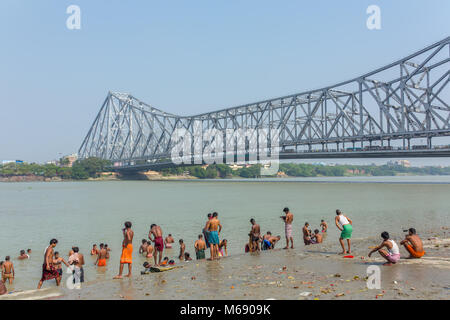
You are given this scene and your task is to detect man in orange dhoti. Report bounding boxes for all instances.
[114,221,134,279]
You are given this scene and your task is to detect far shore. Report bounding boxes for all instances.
[2,172,450,183]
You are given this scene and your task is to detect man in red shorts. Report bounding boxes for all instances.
[149,224,164,266]
[37,239,60,289]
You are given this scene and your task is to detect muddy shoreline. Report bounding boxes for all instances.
[5,232,446,300]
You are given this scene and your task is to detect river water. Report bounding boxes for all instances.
[1,175,449,292]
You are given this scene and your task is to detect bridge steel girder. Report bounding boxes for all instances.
[78,37,450,169]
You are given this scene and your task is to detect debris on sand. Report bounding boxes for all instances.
[299,291,312,297]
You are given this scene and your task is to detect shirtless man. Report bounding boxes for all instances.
[146,241,154,259]
[320,220,328,233]
[149,224,164,266]
[368,232,401,266]
[249,219,261,252]
[72,247,85,283]
[262,231,272,250]
[37,239,60,289]
[303,223,312,245]
[18,250,29,260]
[205,212,222,260]
[164,234,175,249]
[90,244,99,256]
[203,213,213,250]
[269,235,281,249]
[194,234,206,260]
[178,239,186,261]
[218,239,228,257]
[114,221,134,279]
[95,244,108,267]
[311,229,323,244]
[54,252,69,277]
[281,207,294,249]
[139,239,148,255]
[104,244,110,258]
[1,257,14,284]
[400,228,425,259]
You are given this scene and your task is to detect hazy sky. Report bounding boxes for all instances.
[1,0,449,164]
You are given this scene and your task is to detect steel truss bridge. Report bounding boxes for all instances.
[79,37,450,171]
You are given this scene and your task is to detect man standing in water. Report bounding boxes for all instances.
[249,218,261,252]
[281,207,294,249]
[95,244,108,267]
[1,257,14,285]
[320,220,328,233]
[303,222,312,245]
[203,213,213,250]
[72,247,85,283]
[194,234,206,260]
[38,239,60,289]
[114,221,134,279]
[400,228,425,259]
[165,234,175,249]
[335,209,353,254]
[53,252,69,278]
[149,224,164,266]
[178,239,186,261]
[205,212,222,260]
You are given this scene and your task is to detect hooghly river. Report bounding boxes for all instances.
[1,176,449,292]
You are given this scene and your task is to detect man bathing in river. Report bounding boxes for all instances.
[194,234,206,260]
[145,241,154,259]
[95,244,108,267]
[281,207,294,249]
[250,218,261,252]
[37,239,60,289]
[114,221,134,279]
[165,234,175,249]
[91,244,99,256]
[1,256,14,285]
[400,228,425,259]
[70,247,85,283]
[205,212,222,260]
[203,213,213,249]
[335,209,353,254]
[262,232,272,250]
[218,239,228,257]
[149,224,164,266]
[303,223,312,245]
[320,220,328,233]
[139,239,148,255]
[178,239,186,261]
[368,231,401,265]
[18,250,29,260]
[311,229,323,244]
[53,252,69,277]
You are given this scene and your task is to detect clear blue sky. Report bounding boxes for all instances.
[1,0,449,163]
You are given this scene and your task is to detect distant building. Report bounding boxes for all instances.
[61,154,78,167]
[387,160,411,167]
[2,160,23,165]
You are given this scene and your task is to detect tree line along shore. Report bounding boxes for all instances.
[1,157,450,181]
